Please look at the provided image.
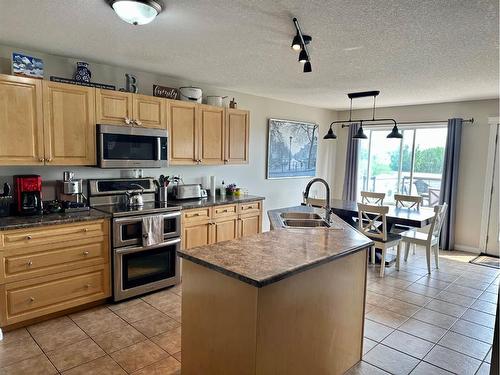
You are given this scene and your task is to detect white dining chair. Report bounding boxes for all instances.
[392,194,424,255]
[401,203,448,274]
[357,203,402,277]
[360,191,385,205]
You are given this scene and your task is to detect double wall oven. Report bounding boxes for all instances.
[89,178,181,301]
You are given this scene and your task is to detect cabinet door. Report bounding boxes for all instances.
[213,218,238,244]
[0,75,44,165]
[133,94,166,129]
[95,89,133,126]
[239,214,261,237]
[183,222,211,250]
[43,82,96,165]
[225,109,249,164]
[199,105,224,165]
[167,100,198,165]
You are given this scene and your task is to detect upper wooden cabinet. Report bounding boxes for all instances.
[225,109,249,164]
[199,105,225,165]
[168,100,199,165]
[96,89,166,129]
[0,75,44,165]
[95,89,133,125]
[43,81,96,165]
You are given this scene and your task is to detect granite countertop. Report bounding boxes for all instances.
[0,209,110,231]
[169,194,264,210]
[178,205,373,287]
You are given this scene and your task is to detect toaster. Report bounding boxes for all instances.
[172,184,207,199]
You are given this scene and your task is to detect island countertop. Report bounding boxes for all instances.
[177,205,373,287]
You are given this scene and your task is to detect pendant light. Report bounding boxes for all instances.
[303,61,312,73]
[352,123,368,139]
[298,49,308,63]
[387,124,403,139]
[109,0,163,25]
[323,125,337,139]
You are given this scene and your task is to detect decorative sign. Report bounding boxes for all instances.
[49,76,115,90]
[153,84,179,99]
[125,74,138,93]
[12,53,44,78]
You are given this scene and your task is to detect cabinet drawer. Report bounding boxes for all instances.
[2,265,110,325]
[182,208,211,224]
[4,238,108,281]
[239,201,261,215]
[213,204,238,219]
[1,220,107,249]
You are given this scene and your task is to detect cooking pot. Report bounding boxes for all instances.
[206,96,228,107]
[179,87,202,103]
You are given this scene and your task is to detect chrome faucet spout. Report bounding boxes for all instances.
[303,178,331,223]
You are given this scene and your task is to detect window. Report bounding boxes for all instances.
[357,126,448,207]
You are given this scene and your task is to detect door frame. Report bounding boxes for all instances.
[479,117,500,253]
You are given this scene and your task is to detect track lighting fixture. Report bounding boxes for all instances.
[323,91,401,141]
[292,18,313,73]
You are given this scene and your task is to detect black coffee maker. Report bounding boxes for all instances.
[14,175,43,215]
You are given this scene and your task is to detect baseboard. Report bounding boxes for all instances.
[454,244,481,254]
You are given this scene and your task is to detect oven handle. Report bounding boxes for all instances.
[114,211,181,224]
[115,237,181,255]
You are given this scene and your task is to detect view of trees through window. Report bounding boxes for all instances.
[357,127,448,206]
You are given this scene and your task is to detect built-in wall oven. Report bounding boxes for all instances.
[97,124,168,169]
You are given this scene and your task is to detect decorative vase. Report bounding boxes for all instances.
[74,61,91,82]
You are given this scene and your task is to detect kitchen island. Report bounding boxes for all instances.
[177,205,373,375]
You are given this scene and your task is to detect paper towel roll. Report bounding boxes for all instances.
[210,176,216,197]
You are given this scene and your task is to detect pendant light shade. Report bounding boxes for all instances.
[323,126,336,139]
[298,49,308,63]
[352,125,368,140]
[291,34,302,51]
[303,61,312,73]
[387,124,403,139]
[109,0,162,25]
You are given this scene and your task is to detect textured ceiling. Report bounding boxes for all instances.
[0,0,498,109]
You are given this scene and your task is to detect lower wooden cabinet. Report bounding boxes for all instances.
[182,200,263,250]
[0,219,111,327]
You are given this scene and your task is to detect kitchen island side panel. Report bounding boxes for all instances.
[181,260,259,375]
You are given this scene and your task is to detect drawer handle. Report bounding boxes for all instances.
[222,209,228,213]
[190,213,200,217]
[26,235,32,240]
[83,251,89,256]
[29,297,35,303]
[27,260,33,267]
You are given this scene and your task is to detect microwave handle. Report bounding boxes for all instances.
[115,237,181,255]
[156,137,161,161]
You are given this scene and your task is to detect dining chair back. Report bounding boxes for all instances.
[357,203,401,277]
[394,194,423,209]
[360,191,385,205]
[429,203,448,241]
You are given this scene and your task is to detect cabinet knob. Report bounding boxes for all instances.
[29,297,35,302]
[82,228,89,232]
[26,235,32,240]
[83,251,89,256]
[46,158,53,162]
[125,117,132,125]
[224,159,228,163]
[85,284,91,289]
[27,260,33,267]
[134,120,143,127]
[39,157,45,162]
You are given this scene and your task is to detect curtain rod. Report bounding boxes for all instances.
[340,118,474,128]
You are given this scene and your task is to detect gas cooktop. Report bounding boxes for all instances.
[92,201,181,217]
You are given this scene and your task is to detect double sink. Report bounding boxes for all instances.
[280,212,331,228]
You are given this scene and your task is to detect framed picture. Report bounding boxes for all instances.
[267,118,319,179]
[12,53,44,78]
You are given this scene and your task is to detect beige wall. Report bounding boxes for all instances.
[334,99,500,251]
[0,45,337,230]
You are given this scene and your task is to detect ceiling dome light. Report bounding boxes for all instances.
[109,0,163,25]
[323,126,336,139]
[352,125,368,140]
[387,124,403,139]
[298,49,308,63]
[291,34,302,51]
[303,61,312,73]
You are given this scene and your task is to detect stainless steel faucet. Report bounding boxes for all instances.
[303,178,332,223]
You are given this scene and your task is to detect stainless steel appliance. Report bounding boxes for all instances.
[57,171,88,210]
[89,178,181,301]
[172,184,207,199]
[97,124,168,169]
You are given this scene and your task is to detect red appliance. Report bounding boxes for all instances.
[15,175,43,215]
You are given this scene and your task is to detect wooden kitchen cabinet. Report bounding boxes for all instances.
[213,217,239,243]
[199,105,225,164]
[239,215,261,237]
[225,108,249,164]
[183,222,212,250]
[133,94,166,129]
[168,100,199,165]
[95,89,133,125]
[43,81,96,165]
[0,74,45,165]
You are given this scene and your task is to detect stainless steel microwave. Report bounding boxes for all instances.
[97,124,168,168]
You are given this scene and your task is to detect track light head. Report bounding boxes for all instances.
[291,34,302,51]
[298,49,308,63]
[303,61,312,73]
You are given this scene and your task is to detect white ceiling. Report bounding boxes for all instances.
[0,0,498,109]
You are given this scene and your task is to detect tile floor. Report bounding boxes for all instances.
[0,247,498,374]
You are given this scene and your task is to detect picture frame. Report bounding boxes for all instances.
[12,52,44,78]
[267,118,319,179]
